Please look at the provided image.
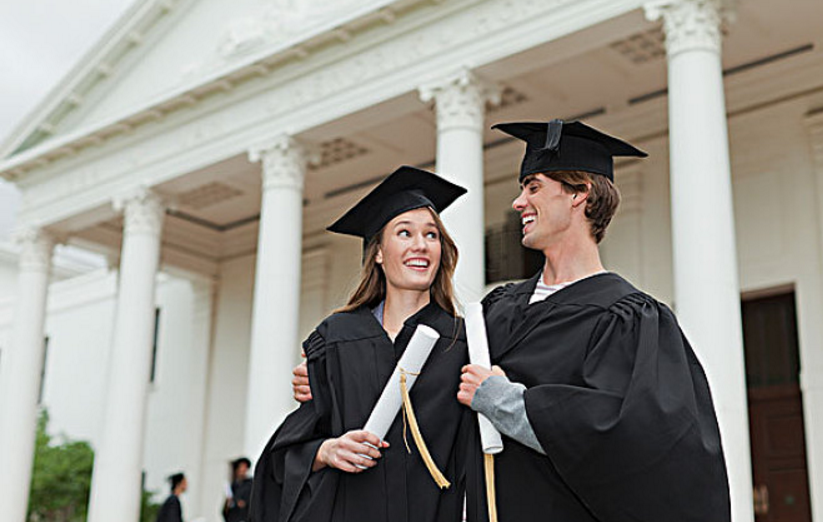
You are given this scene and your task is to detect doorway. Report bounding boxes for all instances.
[742,291,812,522]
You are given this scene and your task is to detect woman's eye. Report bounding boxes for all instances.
[398,229,411,237]
[426,231,439,240]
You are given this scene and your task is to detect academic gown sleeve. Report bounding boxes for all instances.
[250,330,336,522]
[523,293,731,522]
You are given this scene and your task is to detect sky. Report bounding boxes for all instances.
[0,0,136,239]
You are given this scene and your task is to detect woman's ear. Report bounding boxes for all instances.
[375,246,383,265]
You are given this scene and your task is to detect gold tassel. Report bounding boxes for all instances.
[484,453,498,522]
[399,369,451,489]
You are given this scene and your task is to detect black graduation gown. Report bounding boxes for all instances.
[155,495,183,522]
[250,302,472,522]
[466,272,731,522]
[225,478,253,522]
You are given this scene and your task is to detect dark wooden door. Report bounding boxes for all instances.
[748,385,811,522]
[742,292,811,522]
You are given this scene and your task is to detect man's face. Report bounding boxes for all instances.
[512,173,576,251]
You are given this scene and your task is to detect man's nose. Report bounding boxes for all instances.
[512,189,527,211]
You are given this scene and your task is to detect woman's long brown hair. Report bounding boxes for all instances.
[336,207,459,316]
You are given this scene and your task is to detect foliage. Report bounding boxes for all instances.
[140,488,161,522]
[27,410,93,522]
[26,409,161,522]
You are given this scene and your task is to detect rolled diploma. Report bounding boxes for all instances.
[363,324,441,440]
[465,303,504,455]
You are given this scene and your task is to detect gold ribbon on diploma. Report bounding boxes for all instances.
[484,453,498,522]
[399,368,451,489]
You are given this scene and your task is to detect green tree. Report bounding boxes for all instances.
[140,488,161,522]
[26,410,160,522]
[27,410,93,522]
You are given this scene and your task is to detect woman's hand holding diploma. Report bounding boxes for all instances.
[314,430,389,473]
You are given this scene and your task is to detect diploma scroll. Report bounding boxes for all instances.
[360,324,450,488]
[363,324,441,439]
[465,303,504,455]
[466,302,502,522]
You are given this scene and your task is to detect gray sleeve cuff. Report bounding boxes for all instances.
[470,375,546,455]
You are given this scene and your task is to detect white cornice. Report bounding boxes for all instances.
[0,0,410,177]
[0,0,182,160]
[8,0,646,231]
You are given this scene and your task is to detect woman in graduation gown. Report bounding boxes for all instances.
[249,166,473,522]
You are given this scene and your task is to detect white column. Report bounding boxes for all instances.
[420,69,500,304]
[88,188,165,522]
[0,228,54,522]
[244,135,311,458]
[188,276,218,520]
[802,112,823,522]
[646,1,754,521]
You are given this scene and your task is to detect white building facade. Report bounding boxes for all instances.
[0,0,822,521]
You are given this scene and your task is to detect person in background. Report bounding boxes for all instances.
[224,457,253,522]
[156,472,187,522]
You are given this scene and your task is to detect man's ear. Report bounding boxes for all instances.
[571,183,591,208]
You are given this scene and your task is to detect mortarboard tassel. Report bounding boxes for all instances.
[400,368,451,489]
[543,119,563,152]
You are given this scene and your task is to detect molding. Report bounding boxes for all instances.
[0,0,187,159]
[8,0,642,231]
[248,135,318,192]
[0,0,404,166]
[419,68,501,132]
[645,0,734,57]
[113,187,166,237]
[12,228,55,274]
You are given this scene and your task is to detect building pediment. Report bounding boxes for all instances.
[0,0,400,160]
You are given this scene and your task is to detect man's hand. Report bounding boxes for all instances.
[292,358,312,402]
[458,364,506,407]
[314,430,390,473]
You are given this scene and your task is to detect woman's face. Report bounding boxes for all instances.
[376,207,442,296]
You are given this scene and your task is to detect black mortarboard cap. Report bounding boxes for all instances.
[492,119,648,182]
[327,165,467,243]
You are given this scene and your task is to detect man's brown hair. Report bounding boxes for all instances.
[546,170,620,243]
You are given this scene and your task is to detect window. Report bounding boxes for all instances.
[150,308,160,383]
[38,337,49,404]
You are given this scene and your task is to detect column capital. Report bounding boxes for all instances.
[644,0,734,57]
[419,69,501,132]
[248,134,318,192]
[113,187,166,237]
[12,227,55,274]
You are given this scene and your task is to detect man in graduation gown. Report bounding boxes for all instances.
[458,119,731,522]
